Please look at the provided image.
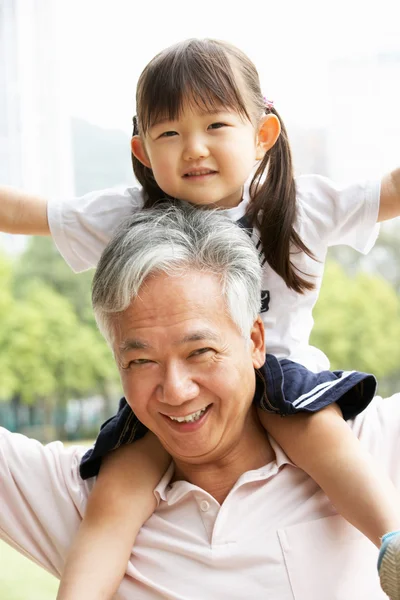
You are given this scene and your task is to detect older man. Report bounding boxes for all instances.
[0,205,398,599]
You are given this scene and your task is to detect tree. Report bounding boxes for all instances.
[0,278,119,435]
[14,236,94,323]
[0,253,16,399]
[311,261,400,391]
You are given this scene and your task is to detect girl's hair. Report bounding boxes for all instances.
[131,38,315,293]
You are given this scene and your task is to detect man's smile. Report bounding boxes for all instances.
[161,404,212,432]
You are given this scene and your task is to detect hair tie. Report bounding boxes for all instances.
[132,115,139,135]
[263,97,274,110]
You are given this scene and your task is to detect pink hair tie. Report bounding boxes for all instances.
[263,97,274,109]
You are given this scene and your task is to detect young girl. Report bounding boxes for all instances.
[2,38,400,599]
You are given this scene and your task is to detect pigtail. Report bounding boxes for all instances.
[248,109,315,293]
[131,116,173,207]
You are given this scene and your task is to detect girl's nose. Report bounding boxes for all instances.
[182,137,210,161]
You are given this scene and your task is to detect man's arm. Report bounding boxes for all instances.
[0,186,50,235]
[378,168,400,222]
[0,428,89,577]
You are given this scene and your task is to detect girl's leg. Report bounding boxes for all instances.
[258,404,400,547]
[57,433,169,600]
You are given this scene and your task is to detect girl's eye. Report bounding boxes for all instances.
[208,122,226,130]
[159,130,177,138]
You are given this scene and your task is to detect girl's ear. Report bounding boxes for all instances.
[131,136,152,168]
[255,115,281,160]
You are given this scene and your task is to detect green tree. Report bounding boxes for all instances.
[11,238,121,430]
[0,279,119,435]
[14,236,94,323]
[0,253,16,399]
[311,261,400,391]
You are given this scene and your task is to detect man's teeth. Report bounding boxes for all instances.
[168,407,207,423]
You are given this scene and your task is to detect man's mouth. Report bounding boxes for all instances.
[167,405,209,423]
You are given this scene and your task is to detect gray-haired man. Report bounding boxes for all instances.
[0,204,398,599]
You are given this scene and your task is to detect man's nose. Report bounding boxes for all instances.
[157,363,200,405]
[182,136,210,161]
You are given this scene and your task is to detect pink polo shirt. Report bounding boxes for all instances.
[1,395,399,599]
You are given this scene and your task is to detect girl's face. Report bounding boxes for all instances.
[132,101,279,209]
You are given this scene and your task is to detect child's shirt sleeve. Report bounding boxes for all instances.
[47,186,145,272]
[295,174,381,254]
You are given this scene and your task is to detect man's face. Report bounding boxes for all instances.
[111,271,265,464]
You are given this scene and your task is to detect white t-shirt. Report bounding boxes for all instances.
[48,174,380,372]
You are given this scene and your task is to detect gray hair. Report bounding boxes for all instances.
[92,202,262,344]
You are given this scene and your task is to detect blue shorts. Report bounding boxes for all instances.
[79,354,376,480]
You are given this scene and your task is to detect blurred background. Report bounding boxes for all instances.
[0,0,399,597]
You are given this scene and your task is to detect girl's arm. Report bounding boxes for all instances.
[0,186,50,235]
[378,168,400,222]
[57,433,170,600]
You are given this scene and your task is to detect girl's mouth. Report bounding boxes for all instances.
[183,169,217,178]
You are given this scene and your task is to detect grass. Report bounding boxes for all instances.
[0,541,59,599]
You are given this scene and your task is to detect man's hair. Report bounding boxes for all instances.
[92,202,262,345]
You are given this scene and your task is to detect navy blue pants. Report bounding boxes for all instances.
[80,354,376,480]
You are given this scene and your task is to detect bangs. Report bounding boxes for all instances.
[136,39,251,133]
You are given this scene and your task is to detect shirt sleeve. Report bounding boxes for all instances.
[0,428,90,578]
[47,186,145,272]
[295,174,381,254]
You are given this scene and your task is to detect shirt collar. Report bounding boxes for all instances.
[221,193,249,222]
[153,436,295,507]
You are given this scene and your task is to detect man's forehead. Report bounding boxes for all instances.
[129,272,225,318]
[110,271,230,348]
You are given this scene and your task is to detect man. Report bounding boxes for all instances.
[0,204,398,599]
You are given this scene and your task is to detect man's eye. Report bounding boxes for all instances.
[208,122,226,130]
[190,347,213,357]
[159,130,177,138]
[129,359,152,366]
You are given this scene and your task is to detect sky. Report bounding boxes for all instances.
[55,0,400,134]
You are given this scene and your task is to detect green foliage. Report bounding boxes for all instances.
[311,261,400,380]
[0,253,15,398]
[13,236,94,323]
[0,242,119,410]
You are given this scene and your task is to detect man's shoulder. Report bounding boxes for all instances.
[349,394,400,459]
[350,394,399,428]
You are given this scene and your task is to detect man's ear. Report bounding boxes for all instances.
[250,317,265,369]
[255,115,281,160]
[131,136,152,168]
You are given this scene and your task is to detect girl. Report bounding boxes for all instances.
[2,38,400,599]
